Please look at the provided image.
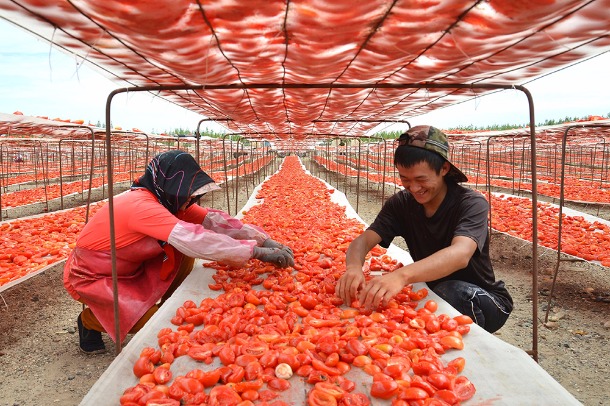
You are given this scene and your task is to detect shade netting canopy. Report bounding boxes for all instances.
[0,0,609,145]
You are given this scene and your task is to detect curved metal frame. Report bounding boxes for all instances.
[103,83,539,360]
[544,123,610,323]
[56,126,96,220]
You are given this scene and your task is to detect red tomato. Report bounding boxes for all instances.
[353,355,372,368]
[440,335,464,350]
[133,355,155,378]
[244,361,263,381]
[454,314,474,325]
[424,300,438,312]
[315,381,346,399]
[399,386,429,400]
[226,364,245,383]
[346,338,368,356]
[454,376,476,401]
[120,384,150,404]
[140,347,161,365]
[208,385,242,406]
[409,288,428,301]
[447,357,466,374]
[409,318,426,329]
[277,352,300,371]
[370,379,399,399]
[362,364,382,376]
[425,318,441,333]
[218,345,236,365]
[145,398,180,406]
[187,345,213,362]
[308,388,338,406]
[267,377,291,391]
[427,372,454,390]
[307,369,330,384]
[383,363,410,381]
[300,295,318,310]
[235,354,258,367]
[233,378,264,393]
[242,341,270,358]
[434,389,459,404]
[153,366,172,385]
[240,389,259,401]
[334,375,356,392]
[258,389,279,401]
[312,359,341,376]
[201,369,222,387]
[172,377,203,395]
[410,380,436,397]
[411,360,439,376]
[441,318,458,331]
[259,350,279,369]
[341,392,371,405]
[245,291,261,305]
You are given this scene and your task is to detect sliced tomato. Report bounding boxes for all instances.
[370,379,399,399]
[208,385,242,406]
[454,376,476,401]
[308,388,338,406]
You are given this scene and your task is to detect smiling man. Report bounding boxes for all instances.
[336,125,513,333]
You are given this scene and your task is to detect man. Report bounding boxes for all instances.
[336,125,512,333]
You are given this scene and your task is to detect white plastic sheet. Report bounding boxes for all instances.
[81,166,582,406]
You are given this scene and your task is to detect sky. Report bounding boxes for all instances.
[0,18,609,135]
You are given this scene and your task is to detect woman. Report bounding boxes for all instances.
[64,150,293,354]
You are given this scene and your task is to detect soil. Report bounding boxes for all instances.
[1,158,608,406]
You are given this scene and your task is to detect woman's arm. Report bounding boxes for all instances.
[168,221,256,268]
[202,209,269,245]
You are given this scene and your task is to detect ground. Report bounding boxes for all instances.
[0,160,608,405]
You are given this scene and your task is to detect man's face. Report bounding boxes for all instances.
[396,160,450,208]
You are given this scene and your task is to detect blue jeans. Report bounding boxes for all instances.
[432,280,511,333]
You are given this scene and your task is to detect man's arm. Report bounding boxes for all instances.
[335,229,382,305]
[358,235,477,309]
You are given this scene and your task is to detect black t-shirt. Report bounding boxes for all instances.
[368,181,513,311]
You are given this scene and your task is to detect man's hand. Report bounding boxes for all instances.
[252,246,294,268]
[358,271,406,310]
[335,268,366,306]
[336,230,384,306]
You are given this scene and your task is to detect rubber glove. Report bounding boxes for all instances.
[263,238,294,256]
[252,246,295,268]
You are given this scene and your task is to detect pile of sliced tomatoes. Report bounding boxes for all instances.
[0,204,102,287]
[466,174,610,204]
[317,154,610,266]
[3,155,272,209]
[490,194,610,266]
[119,156,476,406]
[1,173,132,208]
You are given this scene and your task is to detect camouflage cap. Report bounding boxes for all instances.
[397,125,468,183]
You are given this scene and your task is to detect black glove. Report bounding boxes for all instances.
[252,246,295,268]
[263,238,294,257]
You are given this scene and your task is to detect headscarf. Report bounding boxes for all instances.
[132,150,216,214]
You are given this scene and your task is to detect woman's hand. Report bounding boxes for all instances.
[263,238,294,256]
[252,246,294,268]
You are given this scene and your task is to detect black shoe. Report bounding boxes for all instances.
[77,314,106,355]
